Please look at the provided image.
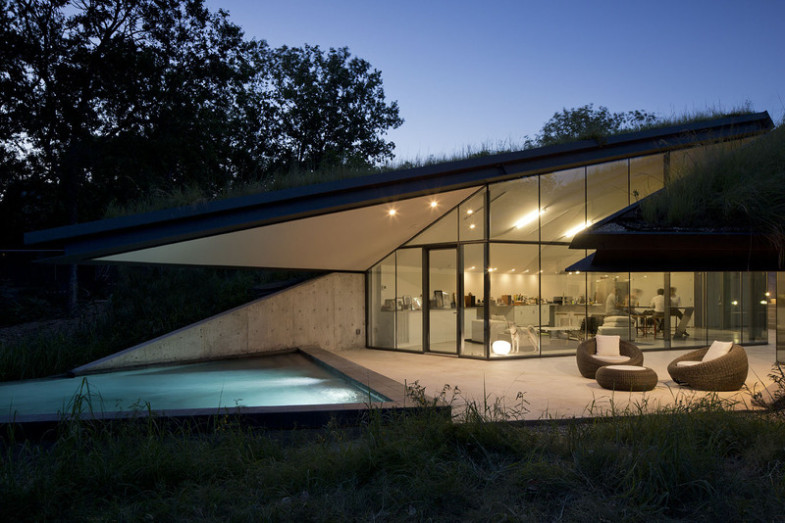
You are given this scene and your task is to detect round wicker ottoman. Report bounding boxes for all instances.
[595,365,658,392]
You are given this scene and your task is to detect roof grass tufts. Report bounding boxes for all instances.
[640,122,785,250]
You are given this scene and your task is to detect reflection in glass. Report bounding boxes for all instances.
[742,271,768,344]
[629,155,663,202]
[588,160,628,225]
[540,168,586,241]
[489,176,539,241]
[705,272,742,344]
[459,189,486,242]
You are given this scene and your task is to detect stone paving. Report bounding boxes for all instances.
[332,335,779,421]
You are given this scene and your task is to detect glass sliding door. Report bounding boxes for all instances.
[426,248,459,354]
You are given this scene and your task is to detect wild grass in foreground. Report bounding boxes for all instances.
[2,388,785,521]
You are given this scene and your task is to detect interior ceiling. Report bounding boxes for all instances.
[97,188,480,271]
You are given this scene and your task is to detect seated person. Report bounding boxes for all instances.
[650,288,666,329]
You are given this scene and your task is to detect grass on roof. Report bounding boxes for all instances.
[639,122,785,250]
[106,108,760,219]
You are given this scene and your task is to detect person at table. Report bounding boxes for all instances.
[650,288,665,313]
[649,288,666,331]
[625,288,642,311]
[670,287,683,319]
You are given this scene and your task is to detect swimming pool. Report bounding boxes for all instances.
[0,349,399,426]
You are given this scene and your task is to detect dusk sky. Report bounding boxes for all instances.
[206,0,785,162]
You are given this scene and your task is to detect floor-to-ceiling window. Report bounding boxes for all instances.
[367,139,769,358]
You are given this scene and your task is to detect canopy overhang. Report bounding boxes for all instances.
[568,198,783,273]
[26,112,775,272]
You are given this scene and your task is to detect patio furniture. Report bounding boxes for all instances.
[667,342,748,391]
[596,365,658,391]
[576,336,644,379]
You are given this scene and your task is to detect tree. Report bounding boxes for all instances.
[535,104,658,146]
[0,1,404,314]
[268,45,403,172]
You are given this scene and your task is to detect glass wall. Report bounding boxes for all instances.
[463,243,486,357]
[396,249,423,351]
[367,140,769,358]
[488,243,539,357]
[490,176,538,241]
[540,168,586,242]
[368,253,396,349]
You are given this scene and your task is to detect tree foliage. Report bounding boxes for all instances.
[0,0,402,245]
[534,104,658,146]
[269,45,403,172]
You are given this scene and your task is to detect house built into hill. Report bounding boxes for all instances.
[27,112,779,363]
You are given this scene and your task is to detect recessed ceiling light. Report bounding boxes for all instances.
[388,209,397,216]
[430,201,438,208]
[469,223,476,230]
[466,209,473,215]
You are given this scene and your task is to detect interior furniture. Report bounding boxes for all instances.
[596,315,636,341]
[471,317,507,344]
[595,365,658,391]
[667,342,748,391]
[576,337,644,379]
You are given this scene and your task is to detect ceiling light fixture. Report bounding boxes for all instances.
[430,201,438,208]
[388,209,397,217]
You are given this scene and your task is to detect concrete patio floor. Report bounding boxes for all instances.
[333,334,780,421]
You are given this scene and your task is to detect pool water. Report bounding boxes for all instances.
[0,353,388,419]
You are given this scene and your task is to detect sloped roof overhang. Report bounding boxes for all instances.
[567,198,782,272]
[26,112,774,271]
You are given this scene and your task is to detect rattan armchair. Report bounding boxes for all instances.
[667,344,748,391]
[576,338,644,379]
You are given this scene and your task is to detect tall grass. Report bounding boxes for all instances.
[640,123,785,251]
[2,389,784,521]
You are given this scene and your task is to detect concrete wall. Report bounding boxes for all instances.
[75,272,366,374]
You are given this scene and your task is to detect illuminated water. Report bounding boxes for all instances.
[0,353,387,418]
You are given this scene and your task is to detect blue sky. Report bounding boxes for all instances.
[206,0,785,162]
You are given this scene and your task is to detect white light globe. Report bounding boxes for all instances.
[492,340,511,355]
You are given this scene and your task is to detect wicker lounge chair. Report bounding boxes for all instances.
[667,344,748,391]
[576,337,644,379]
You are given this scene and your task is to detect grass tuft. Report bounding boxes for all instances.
[640,123,785,247]
[3,388,785,520]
